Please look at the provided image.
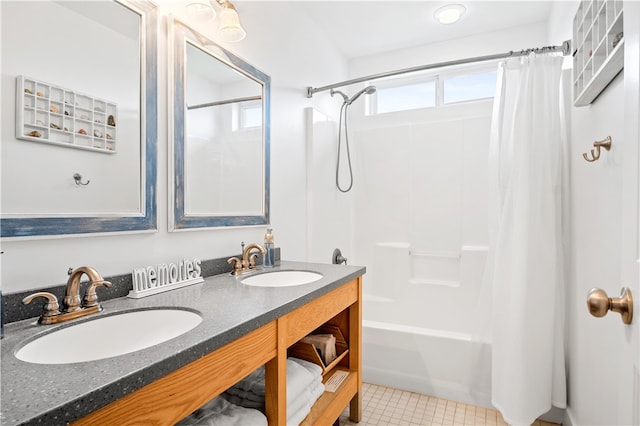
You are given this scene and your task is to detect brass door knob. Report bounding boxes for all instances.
[587,287,633,324]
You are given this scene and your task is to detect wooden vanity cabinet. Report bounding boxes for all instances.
[73,276,362,426]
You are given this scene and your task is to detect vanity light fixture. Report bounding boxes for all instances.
[434,4,466,25]
[186,2,216,22]
[217,0,246,42]
[185,0,247,42]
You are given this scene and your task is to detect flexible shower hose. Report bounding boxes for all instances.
[336,101,354,193]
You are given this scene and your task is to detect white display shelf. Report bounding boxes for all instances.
[573,0,624,106]
[15,76,118,153]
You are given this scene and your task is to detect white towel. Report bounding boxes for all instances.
[176,395,267,426]
[227,358,321,405]
[286,380,325,426]
[222,393,264,410]
[232,365,267,396]
[286,357,319,403]
[288,357,323,378]
[220,357,325,425]
[224,379,324,425]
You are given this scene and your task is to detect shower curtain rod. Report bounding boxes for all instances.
[306,40,571,98]
[187,95,261,110]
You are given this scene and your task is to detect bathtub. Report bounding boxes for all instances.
[361,245,492,407]
[362,319,491,407]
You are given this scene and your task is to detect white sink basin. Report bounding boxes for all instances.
[15,308,202,364]
[241,270,323,287]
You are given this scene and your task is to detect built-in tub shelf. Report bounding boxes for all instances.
[572,0,624,106]
[15,75,118,154]
[72,277,363,426]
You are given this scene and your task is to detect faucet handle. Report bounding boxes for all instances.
[82,280,112,308]
[249,253,260,269]
[227,257,243,275]
[23,292,61,320]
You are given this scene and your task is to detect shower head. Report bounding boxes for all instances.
[347,85,376,105]
[330,88,349,103]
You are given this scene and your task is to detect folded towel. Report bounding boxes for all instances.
[288,357,323,378]
[286,357,319,402]
[224,387,262,404]
[233,365,267,396]
[176,395,267,426]
[228,358,321,402]
[226,379,323,425]
[222,393,265,411]
[287,401,312,426]
[219,357,325,425]
[287,379,325,423]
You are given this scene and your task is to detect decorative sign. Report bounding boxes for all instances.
[128,258,204,299]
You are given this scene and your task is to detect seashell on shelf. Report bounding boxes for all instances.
[24,88,33,94]
[78,128,87,135]
[108,115,116,126]
[50,105,58,113]
[93,129,103,138]
[106,133,112,140]
[50,123,61,130]
[26,131,41,137]
[36,91,44,97]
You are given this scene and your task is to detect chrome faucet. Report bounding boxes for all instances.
[228,243,266,276]
[23,266,112,325]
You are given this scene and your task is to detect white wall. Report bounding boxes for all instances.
[349,22,549,83]
[351,101,493,334]
[0,1,347,293]
[547,1,635,424]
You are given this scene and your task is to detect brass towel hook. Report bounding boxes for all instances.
[583,136,612,162]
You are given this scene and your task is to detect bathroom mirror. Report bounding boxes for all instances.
[169,18,270,230]
[0,0,157,238]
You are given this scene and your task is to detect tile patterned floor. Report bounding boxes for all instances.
[339,383,559,426]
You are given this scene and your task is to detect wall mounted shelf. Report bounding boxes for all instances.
[15,75,118,154]
[573,0,624,106]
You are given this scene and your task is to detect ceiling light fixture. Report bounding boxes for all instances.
[434,4,466,25]
[185,0,247,42]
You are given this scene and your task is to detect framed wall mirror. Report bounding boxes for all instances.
[169,18,270,230]
[0,0,157,238]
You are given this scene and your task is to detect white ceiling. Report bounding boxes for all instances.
[287,1,555,59]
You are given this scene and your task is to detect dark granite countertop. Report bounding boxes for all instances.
[0,261,365,425]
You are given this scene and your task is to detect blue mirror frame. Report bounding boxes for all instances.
[169,18,270,230]
[0,0,158,238]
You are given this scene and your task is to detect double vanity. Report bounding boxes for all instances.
[0,261,365,425]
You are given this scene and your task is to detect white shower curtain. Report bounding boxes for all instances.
[485,53,568,425]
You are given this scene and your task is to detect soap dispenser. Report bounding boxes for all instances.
[264,228,275,268]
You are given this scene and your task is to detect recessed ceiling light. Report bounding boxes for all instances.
[434,4,466,25]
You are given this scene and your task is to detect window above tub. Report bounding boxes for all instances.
[366,63,498,116]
